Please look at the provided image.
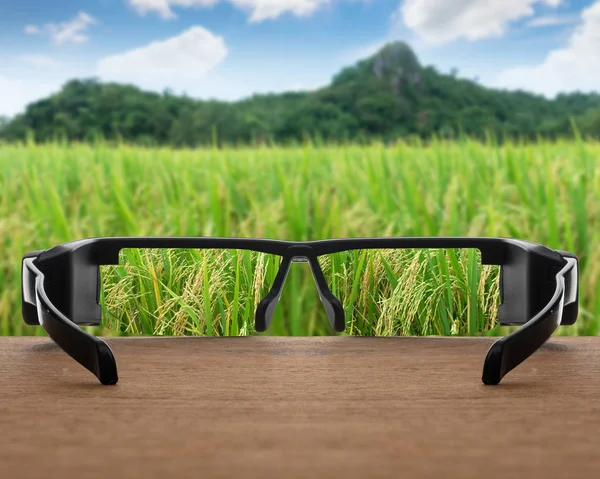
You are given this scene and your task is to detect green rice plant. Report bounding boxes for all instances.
[101,249,280,336]
[99,247,498,337]
[317,249,500,337]
[0,138,598,337]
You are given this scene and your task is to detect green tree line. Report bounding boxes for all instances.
[2,42,600,146]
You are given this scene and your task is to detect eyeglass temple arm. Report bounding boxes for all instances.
[22,257,118,385]
[482,256,578,385]
[21,251,44,326]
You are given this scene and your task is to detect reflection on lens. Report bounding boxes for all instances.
[318,248,500,336]
[101,249,281,336]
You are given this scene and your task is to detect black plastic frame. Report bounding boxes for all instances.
[21,237,579,386]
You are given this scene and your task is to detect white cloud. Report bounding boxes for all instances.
[497,1,600,96]
[526,13,579,27]
[25,12,97,45]
[97,26,228,89]
[127,0,334,22]
[0,76,63,117]
[19,54,61,69]
[400,0,564,44]
[24,25,40,35]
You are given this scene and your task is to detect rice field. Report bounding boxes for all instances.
[0,139,598,336]
[100,248,500,337]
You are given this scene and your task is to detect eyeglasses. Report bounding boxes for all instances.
[22,237,578,386]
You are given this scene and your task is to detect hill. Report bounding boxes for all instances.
[2,42,600,145]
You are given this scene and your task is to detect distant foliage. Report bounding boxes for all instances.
[2,42,600,145]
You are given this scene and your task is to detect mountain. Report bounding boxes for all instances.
[2,42,600,145]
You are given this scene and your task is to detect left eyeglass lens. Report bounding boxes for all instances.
[100,248,281,336]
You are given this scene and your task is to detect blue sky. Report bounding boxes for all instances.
[1,0,599,116]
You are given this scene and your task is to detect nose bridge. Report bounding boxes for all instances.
[253,250,346,333]
[290,255,311,266]
[284,244,316,258]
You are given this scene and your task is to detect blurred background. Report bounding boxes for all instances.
[1,0,598,337]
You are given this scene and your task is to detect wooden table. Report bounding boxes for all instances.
[1,336,600,478]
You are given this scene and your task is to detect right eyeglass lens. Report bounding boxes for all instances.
[100,248,281,336]
[317,248,501,336]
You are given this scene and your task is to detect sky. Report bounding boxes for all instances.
[1,0,599,117]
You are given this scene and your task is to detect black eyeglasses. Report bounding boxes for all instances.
[22,237,578,386]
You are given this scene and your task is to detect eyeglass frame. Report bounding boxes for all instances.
[21,236,579,386]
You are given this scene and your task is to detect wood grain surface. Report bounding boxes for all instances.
[1,336,600,479]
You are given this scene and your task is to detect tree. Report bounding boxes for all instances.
[3,42,600,146]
